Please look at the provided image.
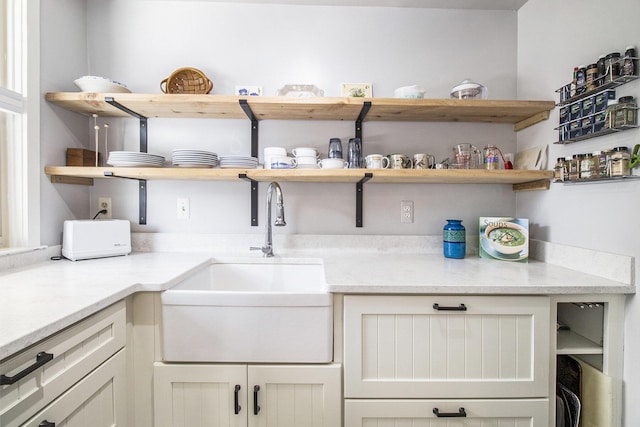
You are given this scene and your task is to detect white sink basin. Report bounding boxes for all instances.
[161,258,333,363]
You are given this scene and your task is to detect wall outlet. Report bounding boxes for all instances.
[98,197,112,219]
[401,200,414,223]
[177,198,190,220]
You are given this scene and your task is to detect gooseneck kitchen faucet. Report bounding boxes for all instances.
[250,182,286,257]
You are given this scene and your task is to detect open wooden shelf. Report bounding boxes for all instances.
[45,166,553,191]
[45,93,555,131]
[45,92,554,225]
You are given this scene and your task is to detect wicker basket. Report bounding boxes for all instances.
[160,67,213,94]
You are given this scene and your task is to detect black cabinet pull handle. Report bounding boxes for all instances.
[433,407,467,418]
[1,352,54,385]
[234,384,241,415]
[39,421,56,427]
[253,385,261,415]
[433,303,467,311]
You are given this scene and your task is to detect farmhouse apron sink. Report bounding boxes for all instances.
[161,258,333,363]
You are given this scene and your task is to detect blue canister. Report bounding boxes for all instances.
[443,219,466,259]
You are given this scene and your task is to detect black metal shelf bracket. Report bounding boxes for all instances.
[239,174,259,227]
[355,101,372,140]
[103,172,147,224]
[239,100,260,226]
[356,173,373,227]
[239,100,259,158]
[104,97,148,152]
[104,97,149,225]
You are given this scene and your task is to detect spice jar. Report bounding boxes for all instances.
[483,144,500,170]
[567,155,580,181]
[622,46,637,76]
[593,150,608,178]
[596,54,606,85]
[610,146,630,177]
[604,52,621,83]
[604,99,619,129]
[580,153,598,179]
[553,157,566,182]
[576,65,587,94]
[614,96,637,128]
[586,63,598,92]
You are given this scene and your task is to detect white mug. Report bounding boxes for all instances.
[270,156,297,169]
[263,147,287,169]
[318,158,347,169]
[365,154,390,169]
[413,153,436,169]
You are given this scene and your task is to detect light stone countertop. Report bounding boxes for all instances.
[0,241,635,361]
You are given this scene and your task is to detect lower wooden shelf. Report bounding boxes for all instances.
[45,166,553,191]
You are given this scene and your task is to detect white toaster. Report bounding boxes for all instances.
[62,219,131,261]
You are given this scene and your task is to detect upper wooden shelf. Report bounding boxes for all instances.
[45,93,555,131]
[45,166,553,191]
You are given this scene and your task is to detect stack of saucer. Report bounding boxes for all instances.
[219,155,258,169]
[107,151,165,167]
[172,149,219,168]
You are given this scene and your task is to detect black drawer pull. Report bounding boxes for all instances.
[1,352,54,385]
[433,407,467,418]
[253,385,261,415]
[433,303,467,311]
[39,421,56,427]
[234,384,241,414]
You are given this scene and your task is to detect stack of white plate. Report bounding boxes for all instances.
[172,149,219,168]
[219,155,259,169]
[107,151,165,167]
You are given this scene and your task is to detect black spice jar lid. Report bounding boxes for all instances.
[613,146,628,152]
[618,96,634,103]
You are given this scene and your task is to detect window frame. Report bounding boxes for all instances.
[0,0,40,250]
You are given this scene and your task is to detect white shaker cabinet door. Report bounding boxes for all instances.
[345,398,549,427]
[248,364,341,427]
[153,363,341,427]
[344,295,550,399]
[154,363,247,427]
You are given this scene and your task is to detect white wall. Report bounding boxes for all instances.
[517,1,639,425]
[40,0,92,245]
[39,0,522,242]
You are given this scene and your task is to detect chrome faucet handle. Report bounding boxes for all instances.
[249,245,274,257]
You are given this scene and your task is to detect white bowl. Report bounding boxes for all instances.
[318,158,347,169]
[74,76,131,93]
[292,147,318,157]
[296,156,318,166]
[484,222,527,255]
[393,85,425,99]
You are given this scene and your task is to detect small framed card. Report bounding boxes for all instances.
[479,217,529,262]
[340,83,372,98]
[235,86,262,96]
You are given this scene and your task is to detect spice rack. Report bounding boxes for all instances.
[554,56,638,145]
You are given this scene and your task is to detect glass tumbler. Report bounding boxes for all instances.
[328,138,343,159]
[347,137,363,168]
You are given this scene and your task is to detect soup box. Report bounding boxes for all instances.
[479,217,529,262]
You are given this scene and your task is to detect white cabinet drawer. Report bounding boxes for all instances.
[344,295,549,399]
[1,301,126,427]
[20,349,126,427]
[345,398,549,426]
